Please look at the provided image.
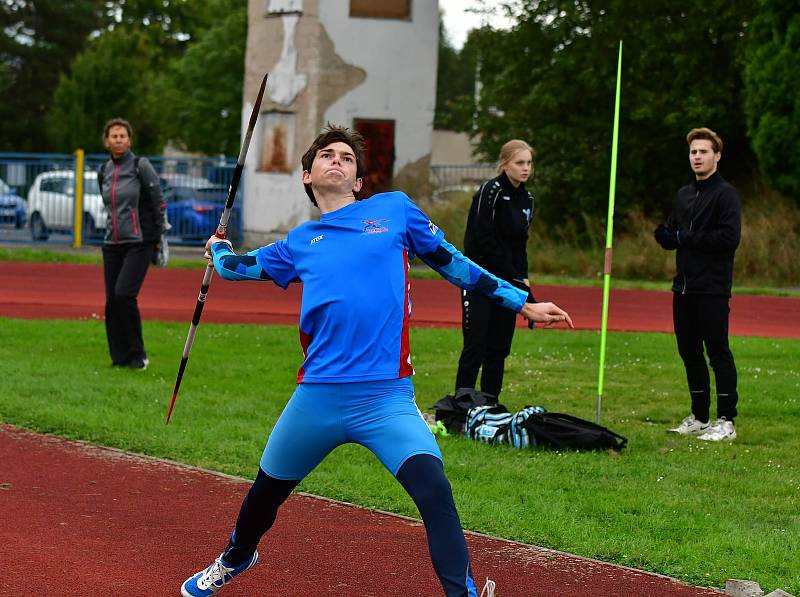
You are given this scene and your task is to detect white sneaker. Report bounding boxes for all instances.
[480,578,496,597]
[697,418,736,442]
[181,551,259,596]
[667,414,710,436]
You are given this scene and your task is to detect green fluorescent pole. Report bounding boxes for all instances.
[597,41,623,424]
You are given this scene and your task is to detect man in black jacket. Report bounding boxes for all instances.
[655,127,741,441]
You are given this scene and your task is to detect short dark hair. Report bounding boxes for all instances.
[686,127,722,154]
[301,123,366,206]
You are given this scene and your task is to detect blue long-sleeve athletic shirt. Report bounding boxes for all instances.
[211,191,526,383]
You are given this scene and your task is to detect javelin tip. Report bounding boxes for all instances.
[165,392,178,425]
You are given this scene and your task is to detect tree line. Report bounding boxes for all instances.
[0,0,245,156]
[2,0,797,236]
[436,0,799,233]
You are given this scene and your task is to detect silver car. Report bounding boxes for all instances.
[26,170,106,241]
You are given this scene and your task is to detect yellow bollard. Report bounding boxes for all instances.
[72,149,85,249]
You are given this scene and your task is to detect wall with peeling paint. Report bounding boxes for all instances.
[240,0,438,244]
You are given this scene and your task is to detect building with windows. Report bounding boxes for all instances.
[241,0,438,242]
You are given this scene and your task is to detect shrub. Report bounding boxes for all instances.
[422,188,800,288]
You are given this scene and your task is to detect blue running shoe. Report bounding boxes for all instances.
[180,551,259,596]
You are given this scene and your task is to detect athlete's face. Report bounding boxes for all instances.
[503,149,533,187]
[303,142,362,196]
[689,139,719,180]
[104,125,131,159]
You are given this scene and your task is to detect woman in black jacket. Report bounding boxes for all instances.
[98,118,167,370]
[454,139,535,398]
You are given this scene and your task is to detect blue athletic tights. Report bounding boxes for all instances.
[222,454,476,597]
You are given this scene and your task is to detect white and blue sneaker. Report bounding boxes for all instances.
[181,551,259,596]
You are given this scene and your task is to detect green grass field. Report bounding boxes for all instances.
[1,317,797,593]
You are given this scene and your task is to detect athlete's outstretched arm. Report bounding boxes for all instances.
[417,240,572,328]
[418,240,524,310]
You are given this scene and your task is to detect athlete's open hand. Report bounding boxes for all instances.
[520,302,574,328]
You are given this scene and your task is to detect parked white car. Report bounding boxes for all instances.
[26,170,106,240]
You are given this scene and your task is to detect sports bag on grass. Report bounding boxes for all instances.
[509,406,546,448]
[515,410,627,451]
[432,388,499,434]
[465,405,512,445]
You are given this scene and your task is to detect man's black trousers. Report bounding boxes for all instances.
[672,293,738,422]
[103,242,154,365]
[455,288,516,398]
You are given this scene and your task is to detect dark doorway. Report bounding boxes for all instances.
[354,119,395,198]
[350,0,410,19]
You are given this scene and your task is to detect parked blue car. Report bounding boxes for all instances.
[0,178,26,228]
[158,174,240,241]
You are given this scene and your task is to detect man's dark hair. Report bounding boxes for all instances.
[301,123,366,206]
[103,117,133,140]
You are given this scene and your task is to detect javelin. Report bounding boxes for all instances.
[165,72,269,424]
[596,42,622,424]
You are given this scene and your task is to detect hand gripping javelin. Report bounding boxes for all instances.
[165,72,269,424]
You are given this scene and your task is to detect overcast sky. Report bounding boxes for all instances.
[438,0,514,49]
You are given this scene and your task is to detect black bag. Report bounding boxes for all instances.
[509,405,547,448]
[432,388,499,434]
[516,410,627,451]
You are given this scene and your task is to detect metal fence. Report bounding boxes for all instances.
[1,154,495,246]
[429,163,495,201]
[0,152,241,246]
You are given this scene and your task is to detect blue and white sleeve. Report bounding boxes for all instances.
[211,242,273,282]
[417,239,527,312]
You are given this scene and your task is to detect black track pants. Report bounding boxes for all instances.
[454,289,516,398]
[222,469,299,565]
[396,454,475,597]
[102,242,154,365]
[672,293,738,422]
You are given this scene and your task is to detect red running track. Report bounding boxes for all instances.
[0,425,724,597]
[2,261,799,337]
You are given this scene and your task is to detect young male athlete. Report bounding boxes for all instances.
[180,124,573,597]
[655,127,741,442]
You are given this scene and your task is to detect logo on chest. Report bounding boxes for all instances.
[522,208,531,223]
[362,219,389,234]
[310,234,324,245]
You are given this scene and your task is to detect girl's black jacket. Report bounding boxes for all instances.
[666,171,741,297]
[462,170,533,283]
